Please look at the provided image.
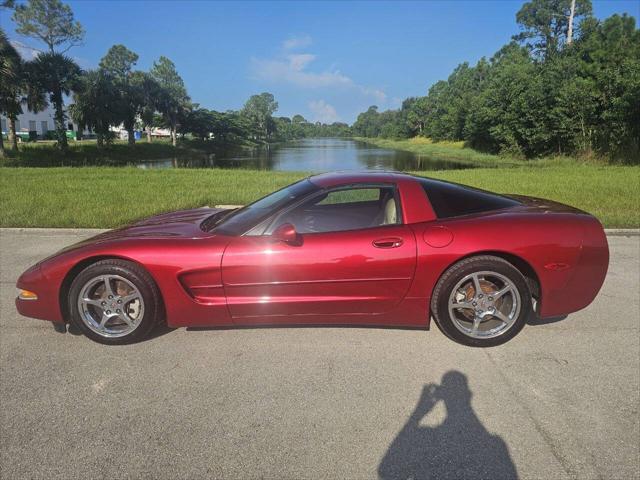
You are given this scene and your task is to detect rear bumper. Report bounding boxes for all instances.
[539,219,609,318]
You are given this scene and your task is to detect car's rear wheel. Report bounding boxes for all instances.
[68,259,162,345]
[431,255,531,347]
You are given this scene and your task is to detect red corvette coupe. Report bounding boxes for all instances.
[16,171,609,347]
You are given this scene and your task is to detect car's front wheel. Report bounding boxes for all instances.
[431,255,532,347]
[68,259,162,345]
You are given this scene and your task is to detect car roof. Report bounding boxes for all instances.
[308,170,416,188]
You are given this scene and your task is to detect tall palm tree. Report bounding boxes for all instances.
[0,28,22,155]
[69,69,120,148]
[0,29,48,154]
[29,52,81,150]
[134,72,160,143]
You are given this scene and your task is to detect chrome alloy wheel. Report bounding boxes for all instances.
[447,270,521,339]
[77,275,145,338]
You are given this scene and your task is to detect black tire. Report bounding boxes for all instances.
[68,259,162,345]
[431,255,531,347]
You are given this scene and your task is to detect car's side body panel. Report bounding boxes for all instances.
[221,224,417,322]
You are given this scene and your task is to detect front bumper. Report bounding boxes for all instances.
[15,264,64,323]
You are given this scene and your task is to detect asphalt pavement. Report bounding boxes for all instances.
[1,229,638,479]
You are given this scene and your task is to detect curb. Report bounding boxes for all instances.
[0,228,107,234]
[1,227,638,237]
[604,229,640,237]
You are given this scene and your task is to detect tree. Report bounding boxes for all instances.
[135,72,161,142]
[404,97,428,136]
[178,106,213,140]
[213,110,252,143]
[99,44,143,145]
[352,106,381,137]
[575,13,640,160]
[150,56,189,146]
[0,29,47,153]
[241,92,278,140]
[514,0,593,58]
[12,0,84,54]
[0,28,21,155]
[12,0,84,150]
[99,44,138,78]
[69,69,120,147]
[29,52,81,148]
[292,114,307,124]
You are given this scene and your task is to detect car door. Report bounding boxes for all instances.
[221,185,417,321]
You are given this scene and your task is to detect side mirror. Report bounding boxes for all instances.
[271,223,300,245]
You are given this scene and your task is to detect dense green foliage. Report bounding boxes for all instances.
[352,1,639,163]
[1,164,638,227]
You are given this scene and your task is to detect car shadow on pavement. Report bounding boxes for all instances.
[526,312,569,326]
[378,371,518,480]
[66,322,176,341]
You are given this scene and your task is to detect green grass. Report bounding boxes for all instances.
[0,137,261,167]
[1,165,638,228]
[354,137,611,168]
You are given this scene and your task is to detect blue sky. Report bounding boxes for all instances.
[2,0,638,123]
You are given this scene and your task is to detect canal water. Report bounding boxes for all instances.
[137,138,470,171]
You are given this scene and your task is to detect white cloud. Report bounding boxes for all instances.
[361,87,387,103]
[251,45,386,102]
[10,40,41,60]
[287,53,316,72]
[283,35,313,50]
[251,55,353,89]
[309,100,340,123]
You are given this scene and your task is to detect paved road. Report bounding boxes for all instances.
[1,229,638,480]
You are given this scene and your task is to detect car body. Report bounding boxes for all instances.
[16,171,609,346]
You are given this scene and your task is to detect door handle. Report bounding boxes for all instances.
[372,237,404,248]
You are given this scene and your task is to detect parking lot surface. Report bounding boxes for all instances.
[1,229,638,479]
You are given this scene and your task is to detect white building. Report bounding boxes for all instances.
[2,106,57,137]
[0,106,90,139]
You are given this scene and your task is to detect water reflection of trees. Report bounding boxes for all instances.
[25,138,473,170]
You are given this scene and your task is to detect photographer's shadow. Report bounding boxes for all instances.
[379,371,517,480]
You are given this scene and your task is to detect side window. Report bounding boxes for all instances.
[269,186,400,235]
[317,188,381,205]
[419,178,520,219]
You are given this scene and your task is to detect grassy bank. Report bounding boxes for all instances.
[354,137,610,168]
[1,165,638,228]
[0,137,261,167]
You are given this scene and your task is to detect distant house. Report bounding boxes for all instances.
[1,106,91,140]
[0,106,89,139]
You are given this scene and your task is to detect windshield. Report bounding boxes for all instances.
[208,179,319,235]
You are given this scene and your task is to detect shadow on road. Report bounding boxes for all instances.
[379,371,517,480]
[527,314,569,326]
[66,322,176,342]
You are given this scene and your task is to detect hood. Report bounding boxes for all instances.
[56,207,225,256]
[97,207,225,240]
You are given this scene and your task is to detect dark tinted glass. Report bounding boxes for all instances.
[418,177,520,219]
